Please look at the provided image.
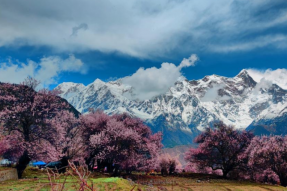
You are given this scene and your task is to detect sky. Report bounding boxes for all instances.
[0,0,287,98]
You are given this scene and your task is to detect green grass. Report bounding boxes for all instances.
[1,168,287,191]
[0,166,13,171]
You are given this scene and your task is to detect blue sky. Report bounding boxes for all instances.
[0,0,287,90]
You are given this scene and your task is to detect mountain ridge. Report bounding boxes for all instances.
[55,70,287,147]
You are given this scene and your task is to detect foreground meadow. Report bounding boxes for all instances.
[1,167,287,191]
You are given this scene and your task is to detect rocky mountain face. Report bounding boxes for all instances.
[55,70,287,147]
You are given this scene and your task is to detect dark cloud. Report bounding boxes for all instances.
[0,0,286,58]
[71,23,88,36]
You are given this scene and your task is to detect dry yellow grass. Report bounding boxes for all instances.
[131,175,287,191]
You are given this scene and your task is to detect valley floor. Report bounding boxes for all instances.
[0,167,286,191]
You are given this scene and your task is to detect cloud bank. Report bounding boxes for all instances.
[0,55,87,88]
[0,0,287,57]
[122,54,198,100]
[247,68,287,90]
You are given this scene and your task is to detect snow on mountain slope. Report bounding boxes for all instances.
[56,82,85,99]
[55,70,287,147]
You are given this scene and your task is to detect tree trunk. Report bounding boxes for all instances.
[16,150,30,179]
[279,175,287,187]
[91,158,95,171]
[85,156,94,171]
[222,170,228,179]
[59,156,69,173]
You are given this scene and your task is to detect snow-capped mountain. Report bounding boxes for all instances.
[247,99,287,135]
[55,70,287,147]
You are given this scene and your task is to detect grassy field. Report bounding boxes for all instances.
[1,167,287,191]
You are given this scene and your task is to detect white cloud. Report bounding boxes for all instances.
[0,55,87,88]
[201,84,230,102]
[0,0,286,57]
[71,23,88,37]
[122,54,198,100]
[247,68,287,90]
[178,54,199,69]
[210,35,287,52]
[252,78,273,95]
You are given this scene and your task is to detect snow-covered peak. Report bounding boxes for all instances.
[92,78,105,85]
[237,69,248,76]
[55,70,287,146]
[55,82,85,99]
[55,82,85,91]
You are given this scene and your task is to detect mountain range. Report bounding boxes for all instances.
[55,70,287,147]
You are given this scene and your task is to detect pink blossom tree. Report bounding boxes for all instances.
[49,110,85,172]
[185,122,253,178]
[80,110,111,170]
[0,130,24,160]
[252,169,279,185]
[0,82,71,178]
[184,162,223,175]
[158,158,178,176]
[81,112,162,174]
[110,113,162,173]
[247,135,287,186]
[21,76,40,90]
